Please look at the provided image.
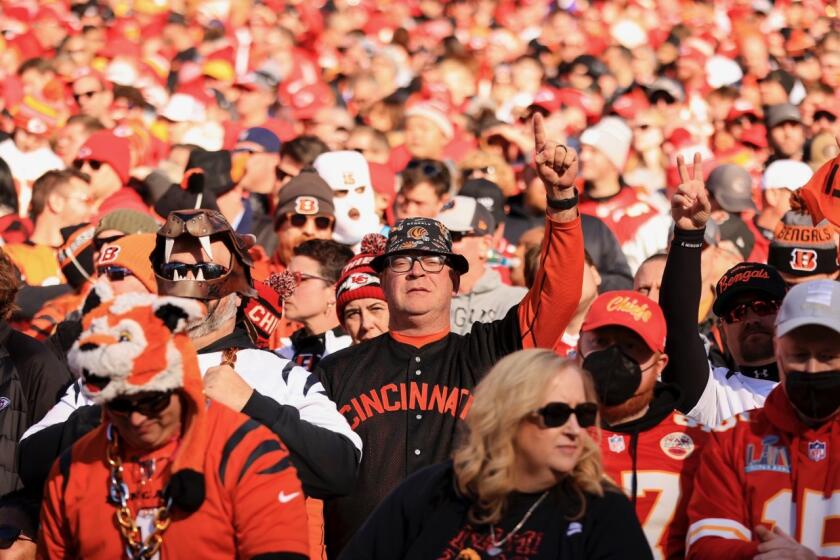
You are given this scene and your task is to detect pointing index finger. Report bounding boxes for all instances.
[533,112,546,153]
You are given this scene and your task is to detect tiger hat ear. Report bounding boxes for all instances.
[81,279,115,315]
[152,296,206,333]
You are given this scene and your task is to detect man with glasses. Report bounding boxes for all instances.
[70,69,114,128]
[659,155,787,427]
[394,158,452,221]
[277,239,354,369]
[317,114,585,555]
[437,195,526,335]
[73,130,149,218]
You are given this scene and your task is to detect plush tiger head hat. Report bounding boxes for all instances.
[68,292,208,512]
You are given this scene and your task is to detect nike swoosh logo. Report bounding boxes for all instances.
[278,491,300,504]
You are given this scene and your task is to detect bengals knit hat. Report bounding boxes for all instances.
[95,233,157,293]
[336,234,387,323]
[275,171,335,223]
[57,223,96,290]
[768,220,839,278]
[68,292,209,513]
[581,291,666,353]
[370,217,469,274]
[713,262,787,316]
[76,130,131,185]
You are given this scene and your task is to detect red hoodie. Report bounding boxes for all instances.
[687,386,840,559]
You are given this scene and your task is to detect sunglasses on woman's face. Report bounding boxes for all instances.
[73,159,103,171]
[532,402,598,428]
[106,391,173,417]
[158,261,229,281]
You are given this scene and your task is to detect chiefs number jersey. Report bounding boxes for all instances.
[601,411,711,560]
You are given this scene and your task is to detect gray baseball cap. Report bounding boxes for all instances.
[765,103,803,129]
[775,280,840,337]
[707,164,757,213]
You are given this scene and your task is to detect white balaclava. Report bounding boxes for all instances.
[313,151,380,246]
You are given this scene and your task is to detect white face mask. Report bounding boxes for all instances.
[331,183,379,245]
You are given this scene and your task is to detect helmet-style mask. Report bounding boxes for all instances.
[151,209,257,300]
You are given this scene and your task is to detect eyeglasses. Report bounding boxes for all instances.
[98,266,134,281]
[106,391,173,417]
[532,402,598,429]
[386,254,448,273]
[281,213,334,231]
[722,299,781,324]
[73,90,101,104]
[73,159,103,171]
[94,234,124,251]
[292,271,333,286]
[158,261,229,281]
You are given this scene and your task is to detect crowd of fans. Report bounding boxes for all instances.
[0,0,838,559]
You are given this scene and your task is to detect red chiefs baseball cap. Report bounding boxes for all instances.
[581,291,667,353]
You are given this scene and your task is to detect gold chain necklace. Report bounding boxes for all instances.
[106,425,173,560]
[486,490,549,557]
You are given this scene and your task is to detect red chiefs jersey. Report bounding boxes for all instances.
[578,187,665,246]
[687,387,840,559]
[601,411,710,560]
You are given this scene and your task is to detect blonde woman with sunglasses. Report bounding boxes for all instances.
[341,349,652,559]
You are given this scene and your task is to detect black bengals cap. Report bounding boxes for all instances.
[370,217,469,274]
[713,262,787,317]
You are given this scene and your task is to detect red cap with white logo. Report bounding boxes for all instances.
[581,291,667,353]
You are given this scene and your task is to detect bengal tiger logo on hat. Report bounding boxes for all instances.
[408,226,428,240]
[790,248,818,272]
[294,196,319,215]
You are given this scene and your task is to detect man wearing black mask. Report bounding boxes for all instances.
[577,290,709,559]
[687,279,840,558]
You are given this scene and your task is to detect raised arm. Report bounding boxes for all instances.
[659,153,713,413]
[518,113,584,349]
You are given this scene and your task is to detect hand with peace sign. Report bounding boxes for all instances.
[672,153,711,231]
[533,112,579,199]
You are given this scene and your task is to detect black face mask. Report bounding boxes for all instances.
[582,346,643,407]
[784,370,840,421]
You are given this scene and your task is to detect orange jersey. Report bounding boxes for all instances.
[687,387,840,559]
[2,243,62,286]
[601,411,710,560]
[39,402,310,559]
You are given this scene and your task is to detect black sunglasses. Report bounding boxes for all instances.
[73,90,100,103]
[73,159,103,171]
[281,213,333,230]
[106,391,173,417]
[158,261,229,281]
[722,299,781,324]
[533,402,598,428]
[94,234,124,251]
[98,265,133,281]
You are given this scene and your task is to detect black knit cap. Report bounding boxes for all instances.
[371,217,469,274]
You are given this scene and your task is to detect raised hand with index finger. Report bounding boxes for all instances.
[533,112,579,200]
[671,152,711,231]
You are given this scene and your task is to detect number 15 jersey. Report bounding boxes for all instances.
[687,386,840,559]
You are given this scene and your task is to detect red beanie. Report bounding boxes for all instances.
[76,130,131,185]
[335,233,387,323]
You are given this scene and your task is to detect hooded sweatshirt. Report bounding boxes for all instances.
[450,268,527,335]
[600,382,710,559]
[687,386,840,559]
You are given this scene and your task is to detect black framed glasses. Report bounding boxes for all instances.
[722,299,781,324]
[98,266,134,281]
[386,254,448,273]
[106,391,173,417]
[158,261,229,281]
[532,402,598,429]
[281,213,334,231]
[73,159,103,171]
